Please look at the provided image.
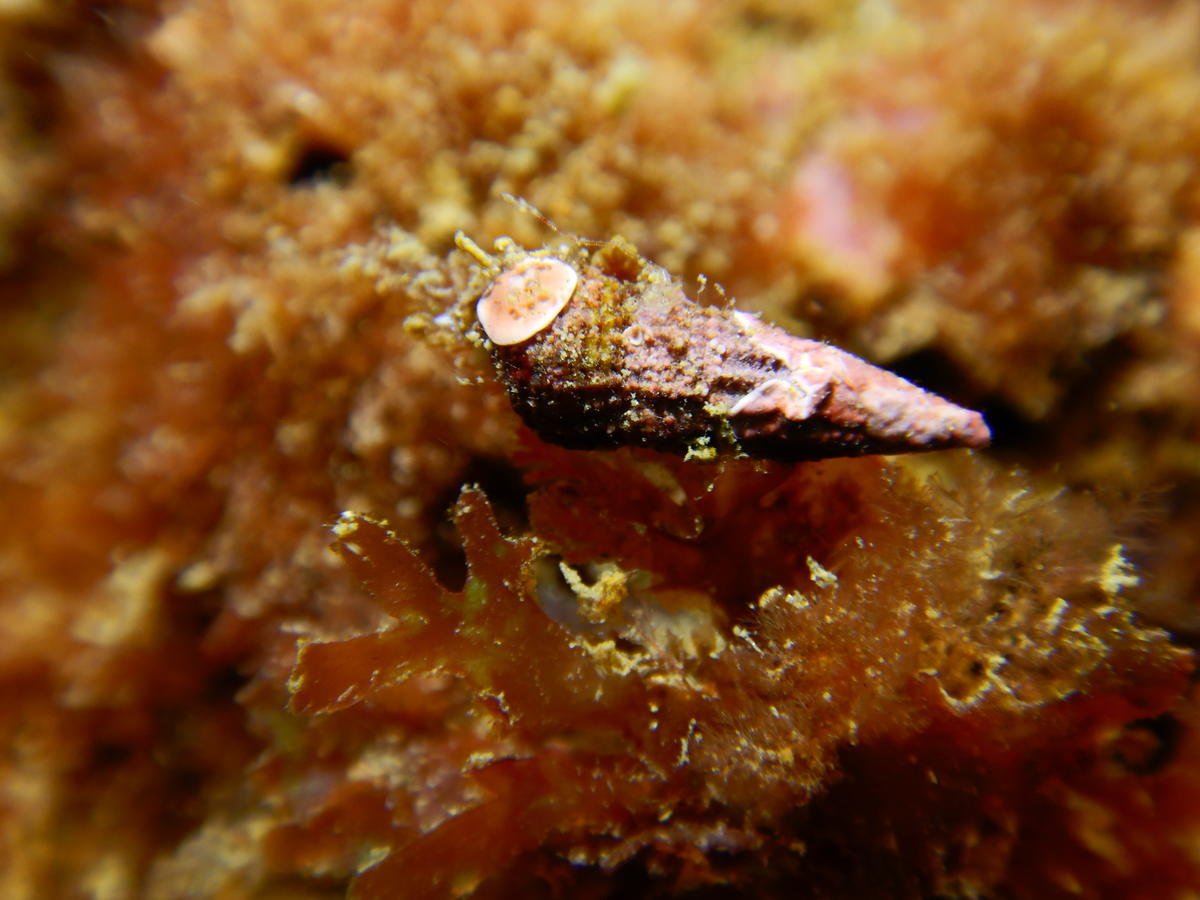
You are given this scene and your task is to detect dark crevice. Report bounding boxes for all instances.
[202,663,251,704]
[1112,713,1181,775]
[884,347,984,410]
[286,142,352,187]
[428,455,531,591]
[89,741,133,770]
[970,395,1044,455]
[884,347,1039,454]
[887,332,1149,464]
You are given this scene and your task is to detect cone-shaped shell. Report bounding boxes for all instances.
[474,237,990,461]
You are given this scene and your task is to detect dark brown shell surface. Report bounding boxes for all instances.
[480,239,990,461]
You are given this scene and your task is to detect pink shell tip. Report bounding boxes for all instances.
[477,257,579,345]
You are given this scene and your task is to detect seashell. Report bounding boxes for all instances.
[476,256,579,345]
[461,233,990,461]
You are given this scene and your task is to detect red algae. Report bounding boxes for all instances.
[278,449,1192,898]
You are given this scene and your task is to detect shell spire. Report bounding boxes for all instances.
[464,233,989,461]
